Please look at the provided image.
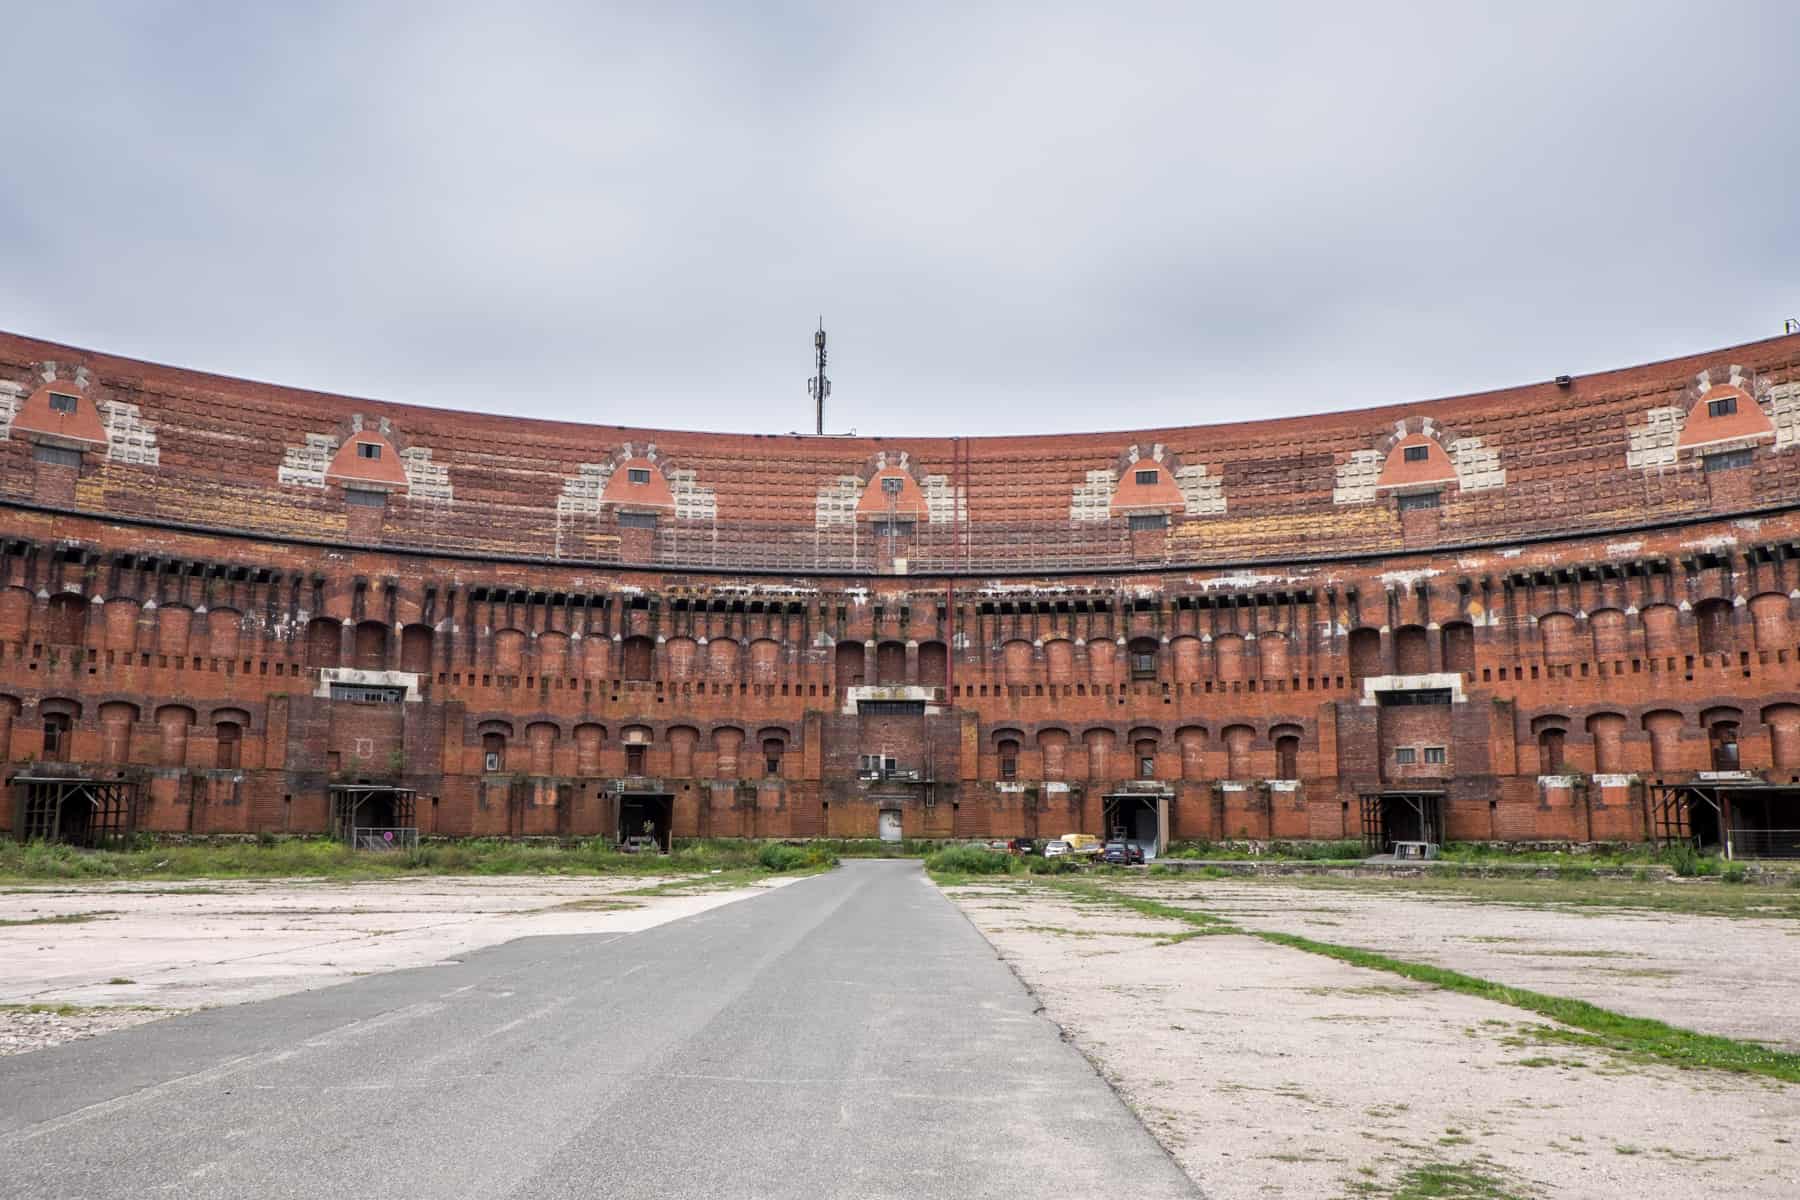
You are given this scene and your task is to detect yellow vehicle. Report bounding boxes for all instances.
[1059,833,1102,855]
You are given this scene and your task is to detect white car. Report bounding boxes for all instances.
[1043,839,1072,859]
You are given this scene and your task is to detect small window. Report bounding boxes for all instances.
[1134,469,1158,485]
[1396,491,1440,512]
[1423,746,1446,765]
[1000,756,1017,779]
[627,467,651,484]
[1138,755,1155,779]
[1707,395,1737,418]
[1394,747,1417,765]
[344,488,386,508]
[1402,444,1429,463]
[1127,513,1167,531]
[871,519,915,538]
[626,744,646,774]
[618,511,658,529]
[1130,652,1157,678]
[329,683,405,703]
[1704,448,1753,473]
[483,751,502,773]
[48,392,78,415]
[356,442,381,460]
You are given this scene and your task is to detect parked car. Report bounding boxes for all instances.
[1101,840,1145,866]
[1043,839,1072,859]
[1007,837,1037,855]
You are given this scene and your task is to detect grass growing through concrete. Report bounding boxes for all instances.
[1270,872,1800,920]
[0,910,115,927]
[0,837,838,882]
[1030,879,1800,1085]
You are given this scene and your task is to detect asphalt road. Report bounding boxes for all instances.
[0,860,1200,1199]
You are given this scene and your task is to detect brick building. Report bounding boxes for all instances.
[3,328,1800,853]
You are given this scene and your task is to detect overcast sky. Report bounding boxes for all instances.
[2,3,1796,437]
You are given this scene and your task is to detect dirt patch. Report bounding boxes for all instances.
[945,881,1800,1200]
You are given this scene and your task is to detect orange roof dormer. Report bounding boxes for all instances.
[13,383,107,451]
[855,465,929,521]
[324,431,410,492]
[601,457,675,512]
[1376,433,1458,493]
[1108,457,1185,515]
[1677,385,1772,454]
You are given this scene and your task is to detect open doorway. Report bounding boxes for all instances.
[1727,788,1800,858]
[1360,792,1443,854]
[1102,793,1163,858]
[619,792,673,852]
[12,778,140,847]
[330,785,418,848]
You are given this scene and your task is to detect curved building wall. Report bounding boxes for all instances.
[3,329,1800,845]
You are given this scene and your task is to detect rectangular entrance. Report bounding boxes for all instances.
[329,785,418,849]
[877,808,903,843]
[12,777,140,846]
[1651,783,1800,859]
[1101,793,1165,859]
[1359,792,1443,854]
[619,792,673,852]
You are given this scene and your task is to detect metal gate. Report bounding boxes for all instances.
[878,808,903,843]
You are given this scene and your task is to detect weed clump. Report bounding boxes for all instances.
[923,845,1013,875]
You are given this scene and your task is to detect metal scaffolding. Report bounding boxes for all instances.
[12,776,141,846]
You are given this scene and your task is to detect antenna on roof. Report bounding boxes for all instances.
[807,318,830,436]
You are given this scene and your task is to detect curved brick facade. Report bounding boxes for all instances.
[4,328,1800,849]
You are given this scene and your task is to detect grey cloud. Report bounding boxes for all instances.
[0,1,1794,437]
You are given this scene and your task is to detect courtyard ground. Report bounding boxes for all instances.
[944,873,1800,1200]
[0,872,799,1055]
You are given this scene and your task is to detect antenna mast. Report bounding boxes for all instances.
[807,319,830,436]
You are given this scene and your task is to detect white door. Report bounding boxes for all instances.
[878,808,903,842]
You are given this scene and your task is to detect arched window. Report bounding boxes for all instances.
[762,735,785,777]
[1275,734,1299,781]
[997,738,1020,779]
[42,712,72,762]
[1538,727,1566,773]
[1710,721,1741,771]
[482,731,506,773]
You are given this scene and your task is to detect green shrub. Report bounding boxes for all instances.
[1023,854,1081,875]
[756,843,837,872]
[923,845,1012,875]
[1720,862,1749,884]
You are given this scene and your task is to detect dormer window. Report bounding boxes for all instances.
[1134,469,1158,485]
[627,467,651,484]
[1403,444,1429,463]
[1708,395,1738,418]
[47,392,77,415]
[356,442,381,460]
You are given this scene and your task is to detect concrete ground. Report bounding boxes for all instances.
[0,873,794,1053]
[0,861,1198,1200]
[947,877,1800,1200]
[1131,877,1800,1051]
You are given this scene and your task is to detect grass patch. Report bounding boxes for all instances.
[1254,928,1800,1084]
[0,837,838,883]
[0,910,115,927]
[1264,872,1800,920]
[1386,1159,1527,1198]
